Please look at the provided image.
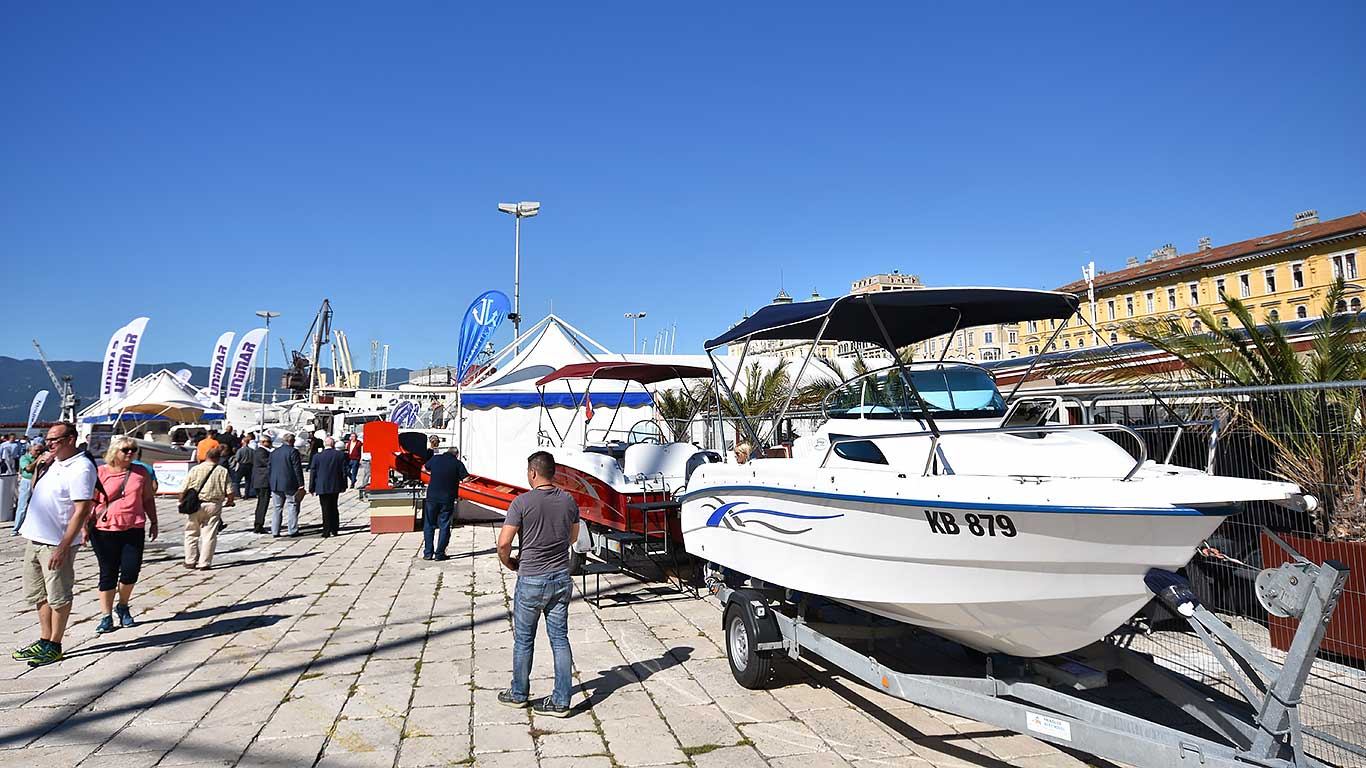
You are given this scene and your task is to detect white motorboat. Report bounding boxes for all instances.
[681,288,1313,657]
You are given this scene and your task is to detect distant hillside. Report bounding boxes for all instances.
[0,357,413,423]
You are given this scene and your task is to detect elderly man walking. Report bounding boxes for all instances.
[268,433,305,537]
[309,437,348,537]
[14,422,96,668]
[497,451,580,717]
[251,435,273,533]
[423,446,467,561]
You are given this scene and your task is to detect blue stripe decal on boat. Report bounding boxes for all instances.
[679,485,1233,517]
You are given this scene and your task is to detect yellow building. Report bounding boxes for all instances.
[840,271,1017,362]
[1022,209,1366,356]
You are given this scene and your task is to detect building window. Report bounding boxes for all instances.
[1292,262,1304,289]
[1297,305,1308,319]
[1239,273,1251,298]
[1193,320,1203,333]
[1007,329,1017,344]
[1332,253,1358,280]
[1219,316,1230,329]
[1109,332,1118,344]
[1027,320,1039,333]
[1268,309,1279,323]
[1189,282,1199,305]
[1107,300,1116,320]
[1062,340,1070,349]
[1337,300,1348,314]
[1264,268,1276,294]
[1126,296,1134,317]
[1216,278,1226,299]
[1354,298,1363,313]
[1167,287,1177,309]
[1077,337,1085,348]
[1145,291,1154,313]
[966,331,975,346]
[984,331,994,344]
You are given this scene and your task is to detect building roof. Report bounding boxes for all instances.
[1058,211,1366,294]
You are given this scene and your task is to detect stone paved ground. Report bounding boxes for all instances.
[0,491,1106,767]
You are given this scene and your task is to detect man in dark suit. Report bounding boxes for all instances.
[251,435,274,533]
[422,446,468,561]
[309,437,349,537]
[268,433,306,537]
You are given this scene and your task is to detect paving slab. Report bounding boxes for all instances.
[1,491,1132,768]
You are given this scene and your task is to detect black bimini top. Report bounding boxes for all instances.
[705,287,1080,351]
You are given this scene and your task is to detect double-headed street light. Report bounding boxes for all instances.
[497,201,541,352]
[624,312,647,354]
[255,310,280,430]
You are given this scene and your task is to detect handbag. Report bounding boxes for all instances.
[87,464,133,538]
[179,464,223,515]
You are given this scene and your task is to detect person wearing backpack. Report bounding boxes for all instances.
[90,436,158,634]
[180,445,234,570]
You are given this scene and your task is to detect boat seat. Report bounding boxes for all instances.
[623,442,700,482]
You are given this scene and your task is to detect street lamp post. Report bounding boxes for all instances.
[255,310,280,430]
[497,201,541,352]
[624,312,647,354]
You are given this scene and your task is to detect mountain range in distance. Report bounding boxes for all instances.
[0,357,413,424]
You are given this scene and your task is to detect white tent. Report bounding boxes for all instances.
[79,369,226,425]
[457,315,656,483]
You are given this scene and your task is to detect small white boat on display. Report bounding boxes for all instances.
[681,287,1315,658]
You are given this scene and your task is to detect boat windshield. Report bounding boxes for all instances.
[825,365,1007,420]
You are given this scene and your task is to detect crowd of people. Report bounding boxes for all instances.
[7,423,580,721]
[3,424,375,668]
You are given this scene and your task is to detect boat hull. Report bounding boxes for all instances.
[681,480,1234,657]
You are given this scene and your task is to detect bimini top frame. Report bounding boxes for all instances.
[535,362,714,448]
[706,287,1081,449]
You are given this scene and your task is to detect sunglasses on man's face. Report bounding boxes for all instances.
[46,433,72,443]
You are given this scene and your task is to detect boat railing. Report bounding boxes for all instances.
[818,423,1150,480]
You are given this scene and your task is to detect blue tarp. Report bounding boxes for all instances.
[459,392,653,410]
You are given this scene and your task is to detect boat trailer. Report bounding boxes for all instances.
[710,535,1354,768]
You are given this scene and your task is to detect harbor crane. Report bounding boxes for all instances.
[281,299,334,402]
[30,339,78,423]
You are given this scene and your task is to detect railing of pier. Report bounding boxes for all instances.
[1018,381,1366,766]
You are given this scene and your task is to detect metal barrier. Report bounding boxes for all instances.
[1014,380,1366,767]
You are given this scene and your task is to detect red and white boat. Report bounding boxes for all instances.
[460,361,718,560]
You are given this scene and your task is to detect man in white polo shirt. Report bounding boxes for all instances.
[14,422,96,668]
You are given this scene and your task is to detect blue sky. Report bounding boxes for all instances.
[4,2,1364,369]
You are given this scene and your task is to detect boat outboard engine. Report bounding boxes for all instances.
[684,450,723,487]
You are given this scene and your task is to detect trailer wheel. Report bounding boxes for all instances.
[724,602,773,689]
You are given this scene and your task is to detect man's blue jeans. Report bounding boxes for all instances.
[347,459,359,488]
[511,570,574,708]
[422,499,455,557]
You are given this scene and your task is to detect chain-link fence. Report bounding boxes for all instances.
[1042,380,1366,766]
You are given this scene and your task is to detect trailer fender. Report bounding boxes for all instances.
[724,589,786,652]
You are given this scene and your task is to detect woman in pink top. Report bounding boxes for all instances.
[90,436,159,635]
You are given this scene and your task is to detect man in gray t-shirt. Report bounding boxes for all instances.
[497,451,580,717]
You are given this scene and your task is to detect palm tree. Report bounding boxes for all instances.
[1059,280,1366,539]
[654,382,711,442]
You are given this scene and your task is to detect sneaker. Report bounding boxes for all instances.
[26,643,62,668]
[532,696,571,718]
[422,553,434,561]
[496,689,528,708]
[12,641,43,661]
[96,616,117,635]
[433,553,450,562]
[116,604,135,628]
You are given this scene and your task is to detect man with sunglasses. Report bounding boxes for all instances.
[14,422,96,667]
